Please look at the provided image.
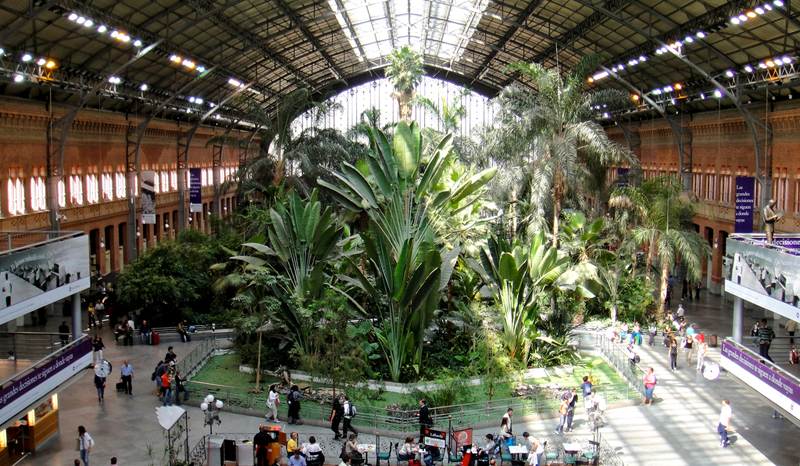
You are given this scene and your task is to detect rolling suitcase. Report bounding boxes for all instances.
[152,332,159,345]
[116,379,125,392]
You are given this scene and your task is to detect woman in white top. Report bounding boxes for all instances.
[398,436,419,460]
[302,436,323,463]
[521,432,544,466]
[266,385,279,422]
[78,425,93,466]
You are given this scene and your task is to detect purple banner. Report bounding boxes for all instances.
[189,168,202,212]
[735,176,755,234]
[0,339,91,411]
[721,341,800,406]
[773,236,800,251]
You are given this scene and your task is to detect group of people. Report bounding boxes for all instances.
[554,376,606,436]
[152,346,189,406]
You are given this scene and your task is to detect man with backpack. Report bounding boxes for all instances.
[288,384,303,425]
[342,395,358,436]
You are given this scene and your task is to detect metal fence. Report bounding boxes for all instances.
[178,337,218,380]
[572,330,645,398]
[0,332,72,360]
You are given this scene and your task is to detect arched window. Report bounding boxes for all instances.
[115,173,126,199]
[57,180,66,207]
[7,179,23,215]
[86,174,99,204]
[101,173,114,200]
[70,175,83,206]
[30,177,46,211]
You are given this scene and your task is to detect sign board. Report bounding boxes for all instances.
[725,237,800,321]
[189,168,202,213]
[617,168,630,188]
[0,339,91,424]
[423,429,447,449]
[450,429,472,454]
[141,171,156,224]
[721,340,800,420]
[734,176,755,233]
[0,236,90,327]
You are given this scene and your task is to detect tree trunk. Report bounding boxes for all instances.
[552,171,564,248]
[646,240,655,282]
[255,314,264,391]
[659,260,669,314]
[611,302,617,324]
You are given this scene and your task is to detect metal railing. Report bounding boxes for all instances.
[572,330,646,397]
[0,332,73,360]
[0,231,83,254]
[184,379,637,435]
[178,338,219,380]
[0,334,90,388]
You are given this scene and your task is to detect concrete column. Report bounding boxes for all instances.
[71,292,82,341]
[733,297,744,344]
[109,223,119,272]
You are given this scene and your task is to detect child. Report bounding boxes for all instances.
[791,345,799,365]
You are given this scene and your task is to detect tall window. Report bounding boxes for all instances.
[30,177,46,211]
[57,180,66,207]
[86,174,99,204]
[7,179,24,214]
[720,172,732,204]
[115,173,126,199]
[704,170,716,202]
[161,171,170,192]
[154,172,161,194]
[69,175,83,205]
[774,168,789,211]
[170,171,177,191]
[201,168,208,186]
[692,170,703,198]
[101,173,114,200]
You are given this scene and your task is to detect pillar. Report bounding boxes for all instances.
[71,292,82,341]
[733,297,743,344]
[108,224,119,272]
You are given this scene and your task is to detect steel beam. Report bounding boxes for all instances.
[212,122,238,235]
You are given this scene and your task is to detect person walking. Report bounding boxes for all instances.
[684,335,694,367]
[751,320,761,347]
[786,319,798,345]
[95,299,105,329]
[77,426,93,466]
[287,384,303,425]
[554,394,569,435]
[565,390,577,432]
[641,367,657,406]
[416,398,432,441]
[330,393,344,439]
[696,340,707,371]
[648,322,657,346]
[342,395,357,436]
[758,319,776,362]
[718,399,732,448]
[161,371,173,406]
[266,385,280,422]
[59,321,70,347]
[87,301,97,329]
[94,372,106,402]
[92,334,105,363]
[120,360,133,395]
[175,370,189,404]
[669,339,679,371]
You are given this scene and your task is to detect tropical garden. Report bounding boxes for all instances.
[116,48,712,391]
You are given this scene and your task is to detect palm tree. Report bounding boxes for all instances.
[489,54,637,247]
[610,175,712,313]
[385,46,425,123]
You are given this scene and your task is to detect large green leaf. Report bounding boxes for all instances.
[450,167,498,204]
[394,120,419,180]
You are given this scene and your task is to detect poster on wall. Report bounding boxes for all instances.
[725,237,800,321]
[734,176,755,234]
[141,171,156,224]
[0,235,90,327]
[617,168,630,188]
[189,168,202,213]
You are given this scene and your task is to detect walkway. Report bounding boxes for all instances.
[20,290,800,465]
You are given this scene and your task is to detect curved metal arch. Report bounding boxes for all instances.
[579,0,773,212]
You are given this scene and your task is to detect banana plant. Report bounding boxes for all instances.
[320,120,485,381]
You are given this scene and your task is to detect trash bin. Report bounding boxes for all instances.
[238,442,255,466]
[709,334,718,347]
[208,435,224,466]
[263,425,282,466]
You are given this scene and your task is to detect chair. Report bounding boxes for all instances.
[448,449,463,466]
[377,442,393,466]
[307,451,325,466]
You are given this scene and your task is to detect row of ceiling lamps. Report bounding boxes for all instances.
[67,12,142,47]
[592,0,785,83]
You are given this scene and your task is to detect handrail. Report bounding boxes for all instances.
[723,338,800,387]
[0,334,90,387]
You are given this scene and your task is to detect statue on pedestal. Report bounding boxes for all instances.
[763,198,783,243]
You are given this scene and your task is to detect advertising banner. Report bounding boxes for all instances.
[423,429,447,448]
[0,339,92,424]
[141,171,156,224]
[0,236,90,327]
[734,176,755,233]
[189,168,202,213]
[721,340,800,420]
[725,237,800,321]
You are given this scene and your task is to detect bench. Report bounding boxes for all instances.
[115,325,230,345]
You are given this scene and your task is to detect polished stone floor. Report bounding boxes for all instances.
[17,290,800,465]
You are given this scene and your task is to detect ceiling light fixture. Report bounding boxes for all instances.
[140,83,148,91]
[36,58,46,66]
[97,25,107,33]
[13,74,23,83]
[21,53,32,62]
[744,65,753,72]
[725,70,734,77]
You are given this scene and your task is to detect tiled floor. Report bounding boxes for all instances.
[19,292,800,465]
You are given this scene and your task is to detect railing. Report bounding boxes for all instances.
[184,379,637,435]
[598,433,624,466]
[0,334,90,388]
[0,231,83,254]
[178,338,218,380]
[0,332,72,360]
[572,329,646,397]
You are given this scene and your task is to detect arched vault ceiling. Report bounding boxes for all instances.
[1,0,799,123]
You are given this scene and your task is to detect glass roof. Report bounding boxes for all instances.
[328,0,489,63]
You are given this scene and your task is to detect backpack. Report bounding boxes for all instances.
[349,403,357,417]
[633,354,641,364]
